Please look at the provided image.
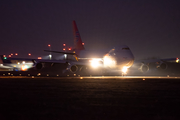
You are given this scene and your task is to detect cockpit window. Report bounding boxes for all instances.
[122,48,130,50]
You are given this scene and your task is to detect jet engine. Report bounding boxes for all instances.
[70,65,78,73]
[35,63,44,70]
[67,64,89,74]
[139,64,149,72]
[157,62,167,70]
[79,66,89,74]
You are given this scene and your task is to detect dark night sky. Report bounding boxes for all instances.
[0,0,180,59]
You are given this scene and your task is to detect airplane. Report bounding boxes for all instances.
[0,55,69,72]
[0,55,34,71]
[43,20,135,75]
[44,21,179,75]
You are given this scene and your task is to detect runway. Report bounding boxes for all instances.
[0,76,180,120]
[0,75,180,79]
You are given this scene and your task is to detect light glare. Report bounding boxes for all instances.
[103,56,116,68]
[90,59,101,68]
[122,66,128,73]
[21,65,28,71]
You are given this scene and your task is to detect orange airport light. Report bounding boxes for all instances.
[15,53,18,55]
[48,44,51,47]
[28,53,31,56]
[38,57,42,59]
[82,43,84,45]
[68,48,72,51]
[3,55,6,57]
[9,55,11,57]
[63,44,66,46]
[63,48,66,51]
[11,53,13,55]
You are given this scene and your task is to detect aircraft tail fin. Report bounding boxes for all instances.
[0,55,10,64]
[72,20,85,50]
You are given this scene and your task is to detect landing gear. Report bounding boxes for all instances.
[122,72,127,76]
[122,66,128,76]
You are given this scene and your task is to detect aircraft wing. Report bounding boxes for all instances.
[132,57,179,73]
[135,58,178,64]
[44,50,77,55]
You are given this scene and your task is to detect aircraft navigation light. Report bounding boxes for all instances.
[122,66,128,74]
[176,58,179,63]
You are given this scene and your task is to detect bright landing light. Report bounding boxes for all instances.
[90,59,101,68]
[103,56,116,68]
[122,66,128,73]
[21,65,28,71]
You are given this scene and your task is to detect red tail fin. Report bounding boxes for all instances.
[72,20,85,50]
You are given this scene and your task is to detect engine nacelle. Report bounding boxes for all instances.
[35,63,43,70]
[158,62,167,70]
[79,66,89,74]
[70,65,78,73]
[139,64,149,72]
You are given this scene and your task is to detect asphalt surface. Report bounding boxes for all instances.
[0,77,180,120]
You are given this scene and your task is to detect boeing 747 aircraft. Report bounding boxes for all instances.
[44,21,135,75]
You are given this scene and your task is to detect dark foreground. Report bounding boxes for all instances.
[0,78,180,120]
